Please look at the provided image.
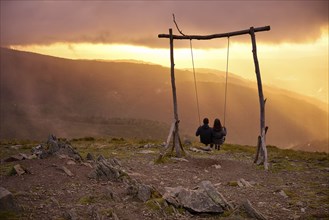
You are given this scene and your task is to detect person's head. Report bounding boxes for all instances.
[203,118,209,125]
[213,118,222,130]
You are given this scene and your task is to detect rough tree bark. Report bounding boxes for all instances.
[250,27,268,170]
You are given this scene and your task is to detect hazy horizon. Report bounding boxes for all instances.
[1,47,328,152]
[3,46,328,107]
[1,1,327,104]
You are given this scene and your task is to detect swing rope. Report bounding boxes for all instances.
[189,39,201,125]
[189,37,230,127]
[223,37,230,127]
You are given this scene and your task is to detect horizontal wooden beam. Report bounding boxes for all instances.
[158,26,270,40]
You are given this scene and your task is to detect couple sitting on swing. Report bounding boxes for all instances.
[196,117,227,150]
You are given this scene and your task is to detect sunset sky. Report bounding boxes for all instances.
[1,1,328,104]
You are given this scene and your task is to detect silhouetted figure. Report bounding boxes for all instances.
[196,118,213,148]
[212,118,227,150]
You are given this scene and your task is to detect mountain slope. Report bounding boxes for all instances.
[0,48,328,151]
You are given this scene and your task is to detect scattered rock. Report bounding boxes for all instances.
[105,187,115,201]
[138,150,155,154]
[31,134,82,161]
[0,187,20,211]
[86,153,95,161]
[189,147,203,153]
[143,143,155,148]
[183,139,192,146]
[126,181,156,202]
[212,164,221,169]
[112,211,120,220]
[241,199,267,220]
[88,205,102,219]
[238,178,253,187]
[48,134,60,154]
[63,208,79,220]
[82,162,93,168]
[137,184,152,202]
[163,181,232,214]
[88,158,126,181]
[58,154,69,159]
[200,181,234,210]
[50,197,60,207]
[278,190,289,199]
[171,157,189,162]
[13,164,27,175]
[67,160,76,165]
[3,154,25,162]
[10,145,22,150]
[97,155,106,161]
[237,180,244,187]
[296,201,304,207]
[61,166,74,177]
[200,146,212,151]
[31,145,45,157]
[112,158,122,167]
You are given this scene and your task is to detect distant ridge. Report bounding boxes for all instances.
[1,47,328,152]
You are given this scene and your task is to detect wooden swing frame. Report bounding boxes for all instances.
[158,25,271,170]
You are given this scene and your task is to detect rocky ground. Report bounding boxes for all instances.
[0,137,328,219]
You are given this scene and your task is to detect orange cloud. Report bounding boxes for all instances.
[1,1,328,48]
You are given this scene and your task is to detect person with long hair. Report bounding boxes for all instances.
[212,118,227,150]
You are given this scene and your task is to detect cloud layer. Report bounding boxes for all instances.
[1,1,328,48]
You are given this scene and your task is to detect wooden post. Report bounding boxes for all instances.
[250,27,268,170]
[169,28,183,157]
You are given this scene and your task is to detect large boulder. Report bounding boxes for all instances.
[163,181,232,214]
[31,134,82,161]
[88,158,126,182]
[0,187,19,212]
[126,181,154,202]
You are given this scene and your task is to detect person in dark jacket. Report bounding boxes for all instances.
[196,118,213,148]
[211,118,227,150]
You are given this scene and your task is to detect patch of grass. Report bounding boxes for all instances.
[0,163,16,176]
[71,136,95,142]
[270,159,305,173]
[0,138,38,161]
[110,137,125,143]
[227,181,239,187]
[0,139,38,146]
[99,208,114,217]
[137,139,160,145]
[154,154,171,164]
[221,210,234,217]
[268,146,328,163]
[78,195,98,205]
[222,144,256,155]
[146,199,162,211]
[0,211,19,219]
[267,145,329,172]
[146,198,176,216]
[283,189,298,199]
